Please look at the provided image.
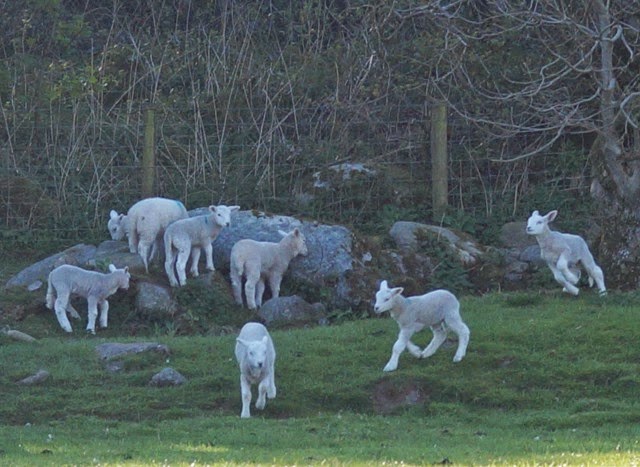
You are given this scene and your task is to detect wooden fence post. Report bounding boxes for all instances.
[430,101,448,220]
[141,106,156,198]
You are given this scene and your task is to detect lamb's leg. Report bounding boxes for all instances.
[583,258,607,295]
[421,322,448,359]
[176,248,190,286]
[267,274,282,299]
[445,317,470,363]
[189,247,201,277]
[549,262,579,295]
[45,282,55,310]
[256,379,269,410]
[267,367,276,399]
[230,265,244,305]
[244,270,260,310]
[383,328,413,372]
[86,297,99,334]
[53,291,73,333]
[66,302,81,319]
[255,279,266,308]
[128,228,138,254]
[138,240,151,273]
[98,300,109,329]
[406,340,422,358]
[239,376,252,418]
[164,247,179,287]
[203,242,215,272]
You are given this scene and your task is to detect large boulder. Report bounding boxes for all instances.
[190,209,367,310]
[4,244,97,289]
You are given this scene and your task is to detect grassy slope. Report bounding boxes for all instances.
[0,287,639,465]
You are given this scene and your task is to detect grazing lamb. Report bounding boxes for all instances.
[108,197,188,273]
[230,228,308,310]
[373,280,470,372]
[526,210,606,296]
[235,322,277,418]
[45,264,130,334]
[164,204,240,287]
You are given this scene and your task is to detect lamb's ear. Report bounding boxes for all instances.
[108,264,117,272]
[293,228,300,236]
[261,336,269,344]
[546,210,558,222]
[277,230,287,237]
[380,280,389,290]
[230,205,240,212]
[532,210,539,216]
[110,210,119,220]
[391,287,404,296]
[209,205,217,213]
[236,338,249,347]
[124,266,129,274]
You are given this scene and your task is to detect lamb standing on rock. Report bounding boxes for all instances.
[526,210,606,296]
[230,228,308,310]
[108,197,188,272]
[235,322,277,418]
[45,264,130,334]
[164,204,240,287]
[373,280,470,372]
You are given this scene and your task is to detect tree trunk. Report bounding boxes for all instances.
[590,0,640,289]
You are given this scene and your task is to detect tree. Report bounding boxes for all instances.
[395,0,640,288]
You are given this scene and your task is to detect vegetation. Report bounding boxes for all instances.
[0,286,638,465]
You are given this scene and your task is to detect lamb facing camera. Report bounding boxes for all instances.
[373,280,470,372]
[45,264,130,334]
[235,322,277,419]
[526,210,606,296]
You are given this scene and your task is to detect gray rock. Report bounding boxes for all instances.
[149,367,187,387]
[519,245,544,265]
[135,282,177,319]
[499,221,535,249]
[95,342,170,361]
[17,369,50,385]
[92,240,146,273]
[193,209,357,309]
[5,244,97,289]
[258,295,327,328]
[389,221,484,265]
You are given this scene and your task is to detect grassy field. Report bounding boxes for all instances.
[1,259,639,465]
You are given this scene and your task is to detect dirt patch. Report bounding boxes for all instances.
[372,379,430,414]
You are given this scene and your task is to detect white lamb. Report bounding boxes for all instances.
[526,210,606,296]
[108,197,188,272]
[164,204,240,287]
[45,264,130,334]
[230,228,308,310]
[235,322,277,418]
[373,280,470,372]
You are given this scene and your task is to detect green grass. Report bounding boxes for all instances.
[1,287,639,465]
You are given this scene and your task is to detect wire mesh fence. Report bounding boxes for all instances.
[1,104,593,252]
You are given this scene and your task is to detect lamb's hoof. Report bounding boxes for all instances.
[598,290,608,297]
[453,355,464,363]
[382,364,397,372]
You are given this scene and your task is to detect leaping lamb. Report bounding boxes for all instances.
[230,228,308,310]
[108,197,188,272]
[164,204,240,287]
[45,264,130,334]
[526,210,606,296]
[373,280,470,372]
[235,322,277,418]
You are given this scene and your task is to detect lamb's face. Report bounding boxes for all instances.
[374,281,402,314]
[108,211,126,240]
[239,337,268,378]
[210,205,240,227]
[526,210,557,236]
[109,264,131,290]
